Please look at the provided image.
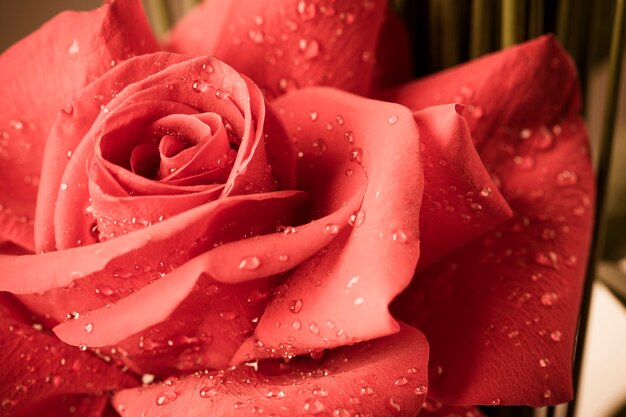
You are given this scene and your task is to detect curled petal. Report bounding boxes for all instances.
[112,324,429,417]
[0,0,156,250]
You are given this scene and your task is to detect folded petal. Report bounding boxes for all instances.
[167,0,388,98]
[0,0,157,250]
[232,87,423,362]
[414,104,512,269]
[0,293,136,416]
[391,36,594,405]
[112,324,429,417]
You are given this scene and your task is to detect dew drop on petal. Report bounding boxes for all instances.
[391,230,408,243]
[550,330,562,342]
[324,223,339,235]
[394,376,408,386]
[84,323,93,333]
[192,80,208,93]
[239,256,261,270]
[349,147,363,164]
[541,292,558,306]
[388,115,398,125]
[303,398,325,414]
[344,130,355,143]
[289,299,303,314]
[415,384,426,395]
[156,390,177,406]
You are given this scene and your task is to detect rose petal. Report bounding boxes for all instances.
[414,104,513,269]
[166,0,388,98]
[390,36,594,405]
[13,395,108,417]
[233,87,423,361]
[0,0,157,250]
[0,293,135,416]
[112,324,428,417]
[418,399,487,417]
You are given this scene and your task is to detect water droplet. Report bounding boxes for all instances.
[492,398,502,405]
[347,276,359,288]
[278,254,289,262]
[309,322,320,334]
[388,397,402,413]
[336,115,345,125]
[556,170,578,186]
[539,358,549,367]
[388,115,398,125]
[239,256,261,270]
[199,386,218,398]
[248,29,264,43]
[344,130,355,143]
[233,401,246,409]
[299,38,320,59]
[78,344,87,351]
[9,120,23,130]
[394,376,408,386]
[60,183,68,191]
[84,323,93,333]
[535,252,558,269]
[519,129,532,139]
[289,299,303,314]
[141,373,155,384]
[324,223,339,234]
[349,147,363,164]
[192,80,208,93]
[308,111,319,121]
[304,398,325,414]
[345,168,354,177]
[349,210,365,227]
[292,320,301,330]
[360,386,375,396]
[544,389,552,398]
[266,387,286,399]
[68,39,80,55]
[296,1,317,19]
[312,386,329,397]
[415,384,426,395]
[541,292,558,306]
[219,311,238,320]
[353,297,364,305]
[391,230,408,243]
[202,63,214,74]
[550,330,562,342]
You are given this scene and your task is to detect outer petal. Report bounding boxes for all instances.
[0,0,157,250]
[232,87,423,362]
[418,399,486,417]
[0,293,136,416]
[390,36,594,405]
[13,395,108,417]
[414,104,512,269]
[166,0,387,98]
[112,324,429,417]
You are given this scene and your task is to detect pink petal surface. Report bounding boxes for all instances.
[112,324,428,417]
[167,0,388,98]
[414,104,513,269]
[233,87,423,362]
[0,293,136,416]
[0,0,157,250]
[389,36,594,405]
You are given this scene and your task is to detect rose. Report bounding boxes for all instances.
[0,1,593,417]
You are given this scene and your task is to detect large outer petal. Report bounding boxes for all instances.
[166,0,387,99]
[0,0,157,250]
[112,324,429,417]
[231,87,423,362]
[389,36,594,405]
[0,293,136,416]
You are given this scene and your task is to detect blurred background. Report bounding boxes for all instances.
[1,1,625,417]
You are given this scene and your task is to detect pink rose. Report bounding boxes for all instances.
[0,1,593,416]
